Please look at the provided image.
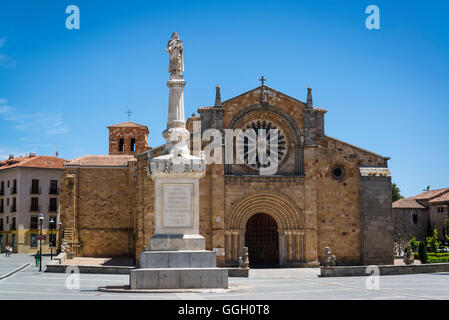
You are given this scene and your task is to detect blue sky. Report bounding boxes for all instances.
[0,0,448,197]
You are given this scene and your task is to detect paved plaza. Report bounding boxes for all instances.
[0,254,448,300]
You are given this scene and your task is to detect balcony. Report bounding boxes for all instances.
[30,187,41,195]
[30,204,40,212]
[11,205,17,213]
[48,206,58,213]
[0,189,4,196]
[49,187,59,195]
[10,223,16,231]
[10,187,17,195]
[0,206,3,213]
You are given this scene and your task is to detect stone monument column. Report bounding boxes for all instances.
[147,31,206,251]
[130,32,227,290]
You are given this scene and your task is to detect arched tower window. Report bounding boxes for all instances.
[130,138,136,152]
[119,138,124,152]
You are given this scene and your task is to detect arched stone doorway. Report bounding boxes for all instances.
[245,213,279,267]
[225,191,308,267]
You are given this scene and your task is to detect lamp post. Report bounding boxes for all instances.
[57,221,62,254]
[49,218,54,260]
[38,213,44,272]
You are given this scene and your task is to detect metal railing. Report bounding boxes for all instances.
[10,187,17,194]
[11,205,17,212]
[30,186,41,194]
[48,206,58,212]
[29,204,40,212]
[49,187,59,195]
[0,189,4,196]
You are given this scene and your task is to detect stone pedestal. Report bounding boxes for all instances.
[147,159,206,251]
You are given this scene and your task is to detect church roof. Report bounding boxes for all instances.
[359,167,391,177]
[65,155,134,167]
[222,85,308,107]
[393,198,426,209]
[412,188,449,201]
[107,121,149,131]
[326,136,390,160]
[429,191,449,204]
[0,155,65,171]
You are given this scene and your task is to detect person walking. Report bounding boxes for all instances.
[34,250,41,267]
[7,244,12,257]
[5,244,10,257]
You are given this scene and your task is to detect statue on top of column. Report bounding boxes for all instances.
[166,32,184,74]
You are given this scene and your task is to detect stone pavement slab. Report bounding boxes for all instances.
[1,265,449,300]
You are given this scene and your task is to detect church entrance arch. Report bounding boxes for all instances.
[245,213,279,267]
[225,192,306,267]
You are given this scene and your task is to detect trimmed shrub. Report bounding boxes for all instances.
[410,237,419,251]
[418,241,428,264]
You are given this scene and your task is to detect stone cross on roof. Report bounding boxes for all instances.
[259,75,267,86]
[125,109,133,121]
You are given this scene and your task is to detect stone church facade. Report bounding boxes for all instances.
[60,84,393,267]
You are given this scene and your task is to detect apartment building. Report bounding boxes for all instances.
[0,153,65,253]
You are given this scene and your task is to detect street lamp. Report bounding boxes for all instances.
[57,221,62,254]
[38,213,44,272]
[49,218,54,260]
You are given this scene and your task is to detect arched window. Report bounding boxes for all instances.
[130,138,136,152]
[119,138,124,152]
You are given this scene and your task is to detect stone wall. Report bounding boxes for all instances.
[108,126,149,156]
[60,166,135,258]
[320,263,449,277]
[429,205,449,239]
[359,175,394,265]
[393,208,429,242]
[134,153,155,263]
[314,136,389,265]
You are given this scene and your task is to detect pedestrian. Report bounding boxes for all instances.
[7,244,12,257]
[34,250,41,267]
[5,244,10,257]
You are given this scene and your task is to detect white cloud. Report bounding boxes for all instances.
[0,38,15,68]
[0,99,70,158]
[4,112,70,135]
[0,105,12,114]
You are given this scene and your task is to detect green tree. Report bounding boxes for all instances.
[426,229,441,254]
[392,183,403,202]
[418,241,428,264]
[409,237,419,251]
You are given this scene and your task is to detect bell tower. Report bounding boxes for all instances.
[107,121,150,155]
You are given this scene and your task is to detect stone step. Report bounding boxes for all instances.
[139,250,216,268]
[130,268,228,289]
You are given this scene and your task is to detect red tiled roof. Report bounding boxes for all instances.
[197,106,214,112]
[393,198,426,209]
[65,155,133,167]
[0,155,66,170]
[412,188,449,201]
[107,121,149,131]
[429,192,449,204]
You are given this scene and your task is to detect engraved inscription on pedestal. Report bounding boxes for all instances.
[162,184,193,228]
